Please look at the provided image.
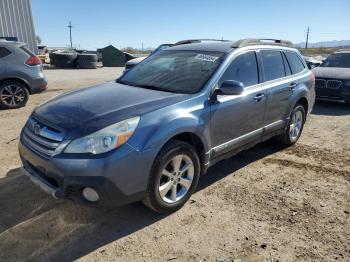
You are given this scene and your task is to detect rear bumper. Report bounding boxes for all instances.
[19,139,155,208]
[28,77,48,93]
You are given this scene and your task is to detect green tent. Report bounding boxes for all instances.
[101,45,125,67]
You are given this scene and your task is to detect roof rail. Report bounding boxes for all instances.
[174,39,230,45]
[232,38,294,48]
[0,39,23,45]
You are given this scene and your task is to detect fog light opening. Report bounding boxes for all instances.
[82,187,99,202]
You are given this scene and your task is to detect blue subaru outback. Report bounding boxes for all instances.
[19,39,315,213]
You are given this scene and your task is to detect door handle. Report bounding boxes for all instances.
[289,83,297,90]
[254,93,265,102]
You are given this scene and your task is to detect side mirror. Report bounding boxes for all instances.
[218,80,244,96]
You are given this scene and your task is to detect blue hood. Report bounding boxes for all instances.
[33,82,188,137]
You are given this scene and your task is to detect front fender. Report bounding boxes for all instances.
[128,102,211,156]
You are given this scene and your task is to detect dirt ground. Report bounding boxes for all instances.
[0,68,349,262]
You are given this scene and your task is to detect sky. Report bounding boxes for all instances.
[32,0,350,50]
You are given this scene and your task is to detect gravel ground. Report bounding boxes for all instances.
[0,67,349,262]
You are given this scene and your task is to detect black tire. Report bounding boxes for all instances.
[78,54,98,69]
[49,52,56,65]
[345,99,350,105]
[52,52,78,68]
[78,53,98,62]
[276,104,306,146]
[143,140,201,214]
[78,61,98,69]
[0,80,29,109]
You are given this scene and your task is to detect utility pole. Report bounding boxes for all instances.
[141,42,144,52]
[67,21,73,48]
[305,26,310,49]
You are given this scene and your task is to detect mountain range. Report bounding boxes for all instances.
[295,40,350,48]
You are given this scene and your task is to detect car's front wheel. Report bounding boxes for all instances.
[143,140,201,213]
[0,80,29,109]
[276,104,306,146]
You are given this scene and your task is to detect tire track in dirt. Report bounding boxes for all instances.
[262,158,350,182]
[283,144,350,169]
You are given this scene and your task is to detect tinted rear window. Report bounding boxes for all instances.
[0,47,11,58]
[260,50,285,81]
[285,52,305,74]
[282,53,292,76]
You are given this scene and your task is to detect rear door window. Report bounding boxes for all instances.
[0,47,11,58]
[260,50,285,82]
[219,51,259,87]
[285,52,305,74]
[282,53,292,76]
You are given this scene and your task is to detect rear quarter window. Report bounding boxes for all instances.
[285,52,305,74]
[0,47,11,58]
[260,50,285,82]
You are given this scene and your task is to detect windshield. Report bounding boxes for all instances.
[321,53,350,68]
[118,50,224,94]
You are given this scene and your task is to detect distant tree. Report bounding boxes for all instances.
[122,47,150,55]
[36,35,42,44]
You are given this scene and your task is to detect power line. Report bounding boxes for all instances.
[67,21,73,48]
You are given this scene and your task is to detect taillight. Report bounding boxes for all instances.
[25,56,41,66]
[310,70,315,81]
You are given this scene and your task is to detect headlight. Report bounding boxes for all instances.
[64,116,140,154]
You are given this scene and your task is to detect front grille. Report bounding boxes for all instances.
[21,117,64,159]
[315,78,342,89]
[315,79,327,88]
[327,80,342,89]
[26,161,60,188]
[65,185,82,199]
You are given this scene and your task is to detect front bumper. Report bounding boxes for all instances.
[19,140,155,208]
[315,80,350,101]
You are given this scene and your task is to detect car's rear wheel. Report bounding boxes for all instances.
[0,80,29,109]
[143,140,200,213]
[276,104,305,146]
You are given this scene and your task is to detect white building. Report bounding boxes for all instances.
[0,0,37,53]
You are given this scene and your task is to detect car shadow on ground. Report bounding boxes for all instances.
[0,140,285,261]
[312,100,350,116]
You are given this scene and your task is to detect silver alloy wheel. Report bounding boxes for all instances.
[0,85,25,107]
[158,154,194,204]
[289,110,303,142]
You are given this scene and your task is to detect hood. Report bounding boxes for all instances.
[33,82,188,137]
[313,67,350,80]
[126,57,146,65]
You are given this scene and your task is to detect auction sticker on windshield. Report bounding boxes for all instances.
[194,54,219,62]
